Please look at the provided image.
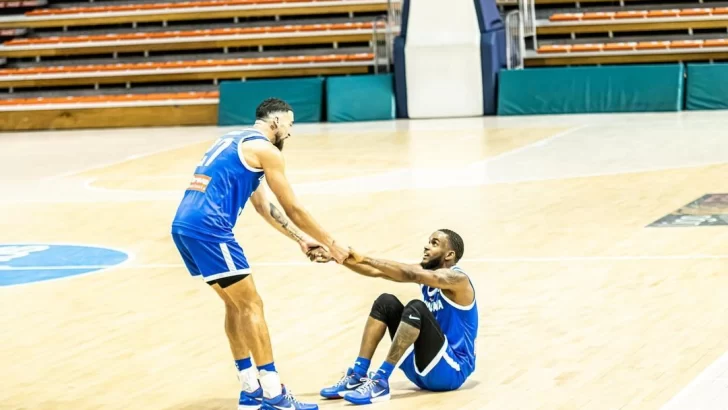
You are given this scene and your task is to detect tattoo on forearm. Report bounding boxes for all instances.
[364,257,417,281]
[364,257,465,287]
[269,203,305,242]
[386,322,420,364]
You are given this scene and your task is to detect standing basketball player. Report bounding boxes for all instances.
[171,98,349,410]
[318,230,477,405]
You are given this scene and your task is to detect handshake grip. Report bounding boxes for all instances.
[306,245,363,264]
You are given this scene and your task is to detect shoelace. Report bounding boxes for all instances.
[283,389,303,405]
[332,372,353,387]
[355,378,377,394]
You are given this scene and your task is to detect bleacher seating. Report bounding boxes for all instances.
[0,22,381,57]
[0,52,374,87]
[541,7,728,34]
[512,0,728,66]
[0,0,394,129]
[0,0,45,13]
[0,0,389,28]
[0,91,218,107]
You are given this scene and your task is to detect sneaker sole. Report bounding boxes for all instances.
[344,393,390,405]
[238,404,261,410]
[371,394,391,403]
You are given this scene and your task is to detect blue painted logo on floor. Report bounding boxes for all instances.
[0,244,129,286]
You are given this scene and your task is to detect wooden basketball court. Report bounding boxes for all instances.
[1,112,728,410]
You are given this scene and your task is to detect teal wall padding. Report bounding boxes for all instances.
[326,74,396,122]
[498,64,684,115]
[686,63,728,110]
[218,78,324,125]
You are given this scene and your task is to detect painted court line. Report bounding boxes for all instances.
[69,125,590,195]
[3,254,728,271]
[87,169,389,180]
[660,349,728,410]
[45,137,215,181]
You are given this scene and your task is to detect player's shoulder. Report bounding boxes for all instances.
[235,129,271,151]
[435,265,466,276]
[242,138,283,169]
[451,265,467,275]
[242,137,272,150]
[224,127,263,137]
[445,266,472,288]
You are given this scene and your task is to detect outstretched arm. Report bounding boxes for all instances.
[250,184,320,254]
[341,259,404,282]
[349,249,468,291]
[256,146,349,262]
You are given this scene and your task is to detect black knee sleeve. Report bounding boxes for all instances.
[401,300,429,329]
[370,293,404,338]
[370,293,402,322]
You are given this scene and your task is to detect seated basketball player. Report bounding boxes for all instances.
[314,229,478,405]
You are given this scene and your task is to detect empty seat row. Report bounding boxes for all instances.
[1,29,26,37]
[0,0,388,30]
[538,39,728,53]
[4,22,379,46]
[0,91,218,106]
[0,0,44,9]
[26,0,354,15]
[0,53,373,76]
[549,7,728,22]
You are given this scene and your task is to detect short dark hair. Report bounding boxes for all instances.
[438,229,464,263]
[256,98,292,120]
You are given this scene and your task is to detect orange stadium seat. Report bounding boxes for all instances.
[3,22,379,46]
[0,0,43,8]
[635,41,670,50]
[25,0,329,16]
[705,39,728,47]
[582,12,614,20]
[550,7,725,22]
[536,39,728,53]
[0,91,219,106]
[603,42,637,51]
[570,43,603,52]
[0,53,374,75]
[670,39,704,48]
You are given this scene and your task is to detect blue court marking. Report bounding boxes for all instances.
[0,244,129,286]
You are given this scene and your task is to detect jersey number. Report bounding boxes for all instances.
[198,138,234,167]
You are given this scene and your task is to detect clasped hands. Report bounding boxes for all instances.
[301,240,362,265]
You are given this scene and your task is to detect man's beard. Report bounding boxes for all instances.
[272,130,286,151]
[420,254,443,270]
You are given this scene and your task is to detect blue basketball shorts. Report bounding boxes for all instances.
[399,337,468,392]
[172,233,251,283]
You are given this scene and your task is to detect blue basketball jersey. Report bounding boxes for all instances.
[421,266,478,375]
[171,129,267,242]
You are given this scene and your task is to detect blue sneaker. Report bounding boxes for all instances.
[320,367,366,399]
[261,385,318,410]
[239,386,263,410]
[343,376,390,405]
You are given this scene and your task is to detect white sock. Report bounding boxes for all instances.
[259,369,282,398]
[239,367,260,393]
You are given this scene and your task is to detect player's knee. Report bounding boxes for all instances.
[375,293,399,307]
[405,299,428,313]
[223,300,238,314]
[234,293,264,315]
[401,299,428,329]
[370,293,401,321]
